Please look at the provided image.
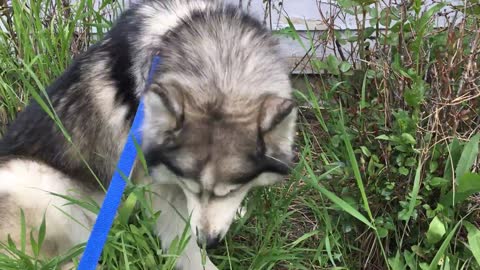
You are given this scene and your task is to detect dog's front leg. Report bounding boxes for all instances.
[151,184,218,270]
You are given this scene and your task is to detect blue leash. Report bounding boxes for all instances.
[78,56,162,270]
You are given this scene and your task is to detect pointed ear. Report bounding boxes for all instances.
[258,95,296,134]
[144,83,184,132]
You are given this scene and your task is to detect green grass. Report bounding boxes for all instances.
[1,0,480,269]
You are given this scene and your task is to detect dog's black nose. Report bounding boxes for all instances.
[196,231,221,249]
[205,235,220,249]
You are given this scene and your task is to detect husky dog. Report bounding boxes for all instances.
[0,0,297,269]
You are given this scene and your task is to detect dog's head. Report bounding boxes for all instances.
[142,85,296,247]
[141,6,296,248]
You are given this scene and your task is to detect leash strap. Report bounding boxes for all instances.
[78,56,161,270]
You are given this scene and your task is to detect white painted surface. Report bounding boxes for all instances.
[250,0,461,31]
[229,0,462,73]
[2,0,464,73]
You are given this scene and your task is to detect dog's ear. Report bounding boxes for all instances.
[258,95,295,135]
[144,83,184,132]
[257,95,297,172]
